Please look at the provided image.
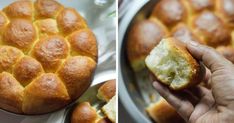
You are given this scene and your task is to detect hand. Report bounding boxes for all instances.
[153,41,234,123]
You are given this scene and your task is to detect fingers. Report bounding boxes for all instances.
[153,81,194,121]
[186,41,232,73]
[188,87,215,123]
[189,86,210,99]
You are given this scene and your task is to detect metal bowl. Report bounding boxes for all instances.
[119,0,161,123]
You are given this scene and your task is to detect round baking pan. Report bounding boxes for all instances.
[119,0,160,123]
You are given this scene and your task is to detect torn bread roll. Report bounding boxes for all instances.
[145,38,205,90]
[146,97,185,123]
[102,95,116,123]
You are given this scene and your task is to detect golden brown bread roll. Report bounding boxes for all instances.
[127,18,169,71]
[171,23,205,44]
[3,19,37,52]
[71,102,98,123]
[3,0,33,20]
[23,73,70,114]
[216,46,234,63]
[190,10,231,47]
[146,97,185,123]
[35,19,59,36]
[35,0,64,19]
[57,8,87,35]
[33,35,69,72]
[68,29,98,61]
[216,0,234,28]
[0,72,24,113]
[151,0,188,28]
[188,0,214,12]
[0,0,97,114]
[145,38,205,90]
[97,80,116,102]
[0,46,23,73]
[58,56,96,100]
[13,56,44,86]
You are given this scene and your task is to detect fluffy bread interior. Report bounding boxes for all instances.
[102,95,116,122]
[145,39,192,89]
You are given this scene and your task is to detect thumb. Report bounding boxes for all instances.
[186,41,232,73]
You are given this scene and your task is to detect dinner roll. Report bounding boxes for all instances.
[171,23,205,44]
[145,38,205,90]
[71,102,98,123]
[190,10,231,47]
[146,97,185,123]
[0,0,97,114]
[216,0,234,28]
[97,80,116,102]
[188,0,214,12]
[151,0,188,28]
[127,18,169,72]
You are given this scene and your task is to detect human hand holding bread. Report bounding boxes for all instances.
[148,38,234,123]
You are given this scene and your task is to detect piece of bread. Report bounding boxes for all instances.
[0,0,97,114]
[190,10,231,47]
[102,95,116,123]
[216,46,234,63]
[71,102,98,123]
[97,80,116,102]
[151,0,188,28]
[145,38,205,90]
[127,18,169,72]
[188,0,214,12]
[171,23,205,44]
[146,97,185,123]
[216,0,234,28]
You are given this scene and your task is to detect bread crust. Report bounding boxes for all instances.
[127,18,169,71]
[71,102,98,123]
[146,38,205,90]
[0,0,97,114]
[146,97,185,123]
[97,79,116,102]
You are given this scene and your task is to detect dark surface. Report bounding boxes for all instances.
[119,101,136,123]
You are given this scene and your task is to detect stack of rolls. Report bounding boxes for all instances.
[126,0,234,122]
[0,0,98,115]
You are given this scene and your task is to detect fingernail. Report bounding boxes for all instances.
[189,40,198,46]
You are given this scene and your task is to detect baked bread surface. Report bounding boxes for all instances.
[0,0,97,114]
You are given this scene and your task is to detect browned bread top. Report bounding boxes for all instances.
[127,18,169,71]
[151,0,188,28]
[71,102,98,123]
[0,0,97,114]
[97,80,116,102]
[191,10,231,47]
[146,97,185,123]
